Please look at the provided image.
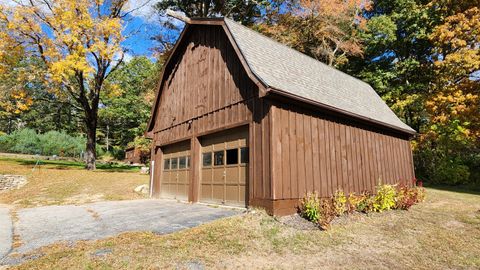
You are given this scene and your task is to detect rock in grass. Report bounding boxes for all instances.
[0,175,27,191]
[134,184,149,194]
[140,167,150,174]
[91,248,112,258]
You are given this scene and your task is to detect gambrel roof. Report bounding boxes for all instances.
[148,17,415,135]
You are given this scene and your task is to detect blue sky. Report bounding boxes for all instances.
[121,1,184,61]
[122,16,160,59]
[0,0,170,60]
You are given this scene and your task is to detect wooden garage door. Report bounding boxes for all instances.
[161,141,190,200]
[200,127,248,206]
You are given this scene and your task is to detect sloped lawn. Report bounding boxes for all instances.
[0,157,149,207]
[10,187,480,269]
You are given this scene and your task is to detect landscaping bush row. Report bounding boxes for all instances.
[0,128,85,157]
[299,181,426,229]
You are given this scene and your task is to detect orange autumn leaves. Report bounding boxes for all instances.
[258,0,372,66]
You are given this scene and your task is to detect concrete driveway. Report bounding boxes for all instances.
[0,207,12,261]
[0,199,240,264]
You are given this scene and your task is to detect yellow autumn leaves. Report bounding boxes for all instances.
[427,7,480,141]
[0,0,125,89]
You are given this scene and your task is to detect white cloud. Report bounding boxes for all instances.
[123,52,133,63]
[126,0,159,22]
[0,0,20,8]
[0,0,55,15]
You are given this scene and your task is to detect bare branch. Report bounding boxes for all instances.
[121,0,153,18]
[166,9,191,24]
[105,50,125,80]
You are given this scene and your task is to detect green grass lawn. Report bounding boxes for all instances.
[0,157,142,172]
[8,187,480,269]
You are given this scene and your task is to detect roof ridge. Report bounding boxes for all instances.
[223,17,373,89]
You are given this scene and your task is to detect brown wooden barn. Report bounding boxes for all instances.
[146,17,416,215]
[124,146,142,164]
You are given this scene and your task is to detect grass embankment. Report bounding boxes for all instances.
[11,187,480,269]
[0,157,149,207]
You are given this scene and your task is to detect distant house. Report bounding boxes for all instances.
[146,18,416,215]
[124,146,142,165]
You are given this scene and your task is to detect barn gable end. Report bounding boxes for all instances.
[150,24,262,135]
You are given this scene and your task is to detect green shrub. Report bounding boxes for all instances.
[0,128,85,157]
[0,134,14,152]
[9,129,41,154]
[110,145,125,160]
[358,195,375,213]
[299,184,426,230]
[373,184,397,212]
[299,192,321,223]
[38,130,85,157]
[333,190,347,216]
[433,159,470,185]
[414,136,477,185]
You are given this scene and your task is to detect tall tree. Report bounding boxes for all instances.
[415,3,480,184]
[428,5,480,140]
[257,0,372,67]
[0,0,129,169]
[0,19,33,131]
[345,0,434,131]
[155,0,268,24]
[153,0,269,57]
[98,56,159,152]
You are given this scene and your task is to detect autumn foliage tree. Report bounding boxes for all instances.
[415,4,480,184]
[257,0,371,67]
[0,19,33,127]
[428,6,480,141]
[0,0,129,169]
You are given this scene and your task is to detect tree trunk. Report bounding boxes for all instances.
[84,107,98,170]
[85,121,97,170]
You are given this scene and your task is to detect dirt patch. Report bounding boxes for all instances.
[277,214,319,230]
[443,220,465,229]
[330,212,369,226]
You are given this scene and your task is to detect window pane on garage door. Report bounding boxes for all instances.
[200,127,248,207]
[160,141,190,201]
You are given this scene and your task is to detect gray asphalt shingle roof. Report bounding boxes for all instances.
[224,18,415,134]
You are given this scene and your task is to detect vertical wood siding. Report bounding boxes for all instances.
[153,25,257,133]
[270,103,415,200]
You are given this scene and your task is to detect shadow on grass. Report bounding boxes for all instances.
[0,157,141,172]
[425,183,480,196]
